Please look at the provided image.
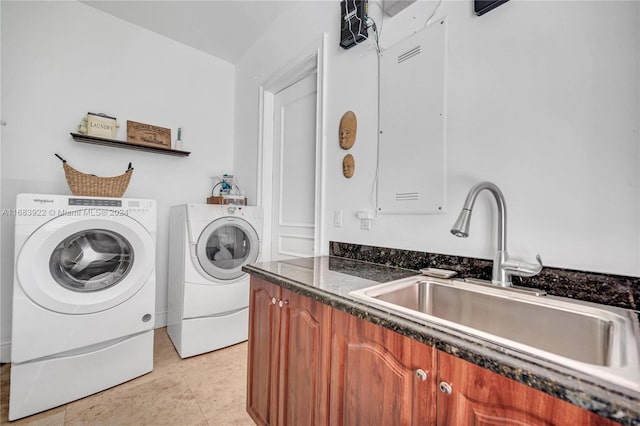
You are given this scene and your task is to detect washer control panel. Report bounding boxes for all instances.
[68,198,122,207]
[66,198,154,215]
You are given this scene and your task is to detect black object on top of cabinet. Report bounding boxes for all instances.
[475,0,510,16]
[340,0,368,49]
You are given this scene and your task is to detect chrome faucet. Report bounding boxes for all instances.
[450,181,543,287]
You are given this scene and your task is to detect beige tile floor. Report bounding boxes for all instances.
[0,328,254,425]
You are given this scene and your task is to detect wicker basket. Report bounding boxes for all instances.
[57,155,133,198]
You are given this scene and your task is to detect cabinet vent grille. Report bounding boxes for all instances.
[395,192,420,201]
[398,46,421,63]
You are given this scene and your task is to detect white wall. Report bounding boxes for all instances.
[235,0,639,277]
[0,1,235,361]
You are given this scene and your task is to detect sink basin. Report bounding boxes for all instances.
[349,276,640,390]
[374,279,612,365]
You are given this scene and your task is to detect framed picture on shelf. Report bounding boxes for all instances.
[126,120,171,149]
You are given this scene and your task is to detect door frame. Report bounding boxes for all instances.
[257,34,327,261]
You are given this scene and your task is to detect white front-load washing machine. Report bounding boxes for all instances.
[10,193,156,421]
[167,204,262,358]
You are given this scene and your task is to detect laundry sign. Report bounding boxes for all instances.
[78,112,119,139]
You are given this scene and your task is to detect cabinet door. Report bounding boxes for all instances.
[247,278,281,426]
[330,309,437,426]
[437,351,618,426]
[277,288,332,426]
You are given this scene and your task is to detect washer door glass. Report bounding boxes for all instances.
[49,229,133,292]
[16,211,155,314]
[196,218,259,281]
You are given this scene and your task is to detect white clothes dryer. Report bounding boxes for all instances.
[10,194,156,421]
[167,204,262,358]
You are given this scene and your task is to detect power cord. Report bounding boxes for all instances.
[424,0,444,28]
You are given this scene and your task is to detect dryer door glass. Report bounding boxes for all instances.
[49,229,134,292]
[197,218,259,281]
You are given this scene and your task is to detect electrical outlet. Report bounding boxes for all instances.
[357,210,374,231]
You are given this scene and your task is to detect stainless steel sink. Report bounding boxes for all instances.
[376,279,613,365]
[349,276,640,390]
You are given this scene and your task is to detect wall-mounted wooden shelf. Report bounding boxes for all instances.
[70,132,191,157]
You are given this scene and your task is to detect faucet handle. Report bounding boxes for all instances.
[502,254,543,278]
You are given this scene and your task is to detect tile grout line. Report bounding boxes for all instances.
[179,372,210,426]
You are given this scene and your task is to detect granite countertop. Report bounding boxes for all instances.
[243,256,640,426]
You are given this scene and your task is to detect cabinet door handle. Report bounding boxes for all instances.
[415,369,428,381]
[278,300,289,308]
[271,297,278,305]
[439,381,453,395]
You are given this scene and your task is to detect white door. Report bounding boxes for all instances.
[270,72,317,261]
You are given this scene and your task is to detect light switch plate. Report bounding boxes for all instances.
[333,210,343,227]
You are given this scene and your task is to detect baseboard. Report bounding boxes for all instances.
[154,309,167,329]
[0,338,11,363]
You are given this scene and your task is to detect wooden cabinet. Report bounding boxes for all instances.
[246,277,278,425]
[247,277,620,426]
[246,277,331,426]
[329,308,437,425]
[437,351,618,426]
